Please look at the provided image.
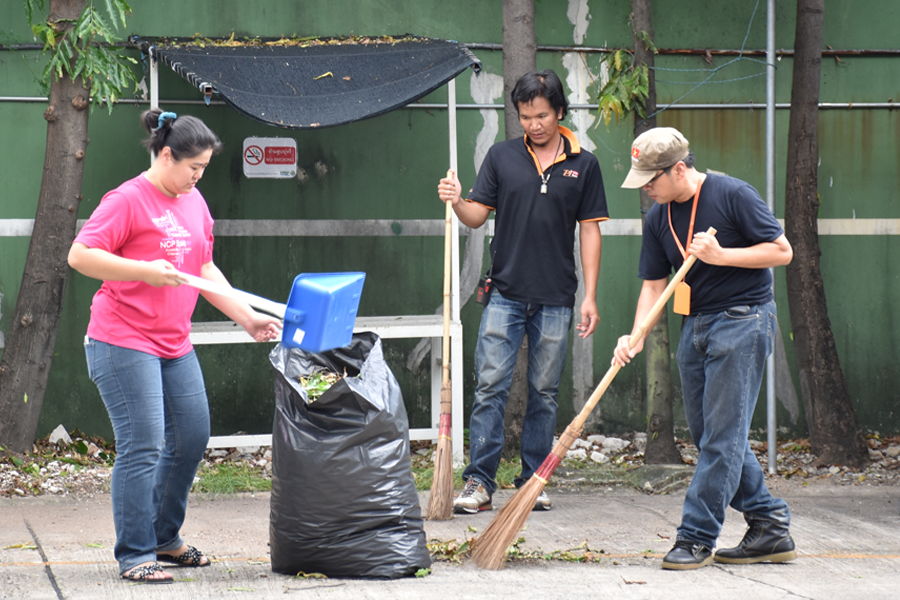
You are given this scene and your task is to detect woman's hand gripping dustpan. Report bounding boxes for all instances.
[176,271,366,352]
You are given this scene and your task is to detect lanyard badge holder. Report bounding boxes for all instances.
[668,178,704,316]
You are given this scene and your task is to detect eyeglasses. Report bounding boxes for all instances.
[645,166,673,188]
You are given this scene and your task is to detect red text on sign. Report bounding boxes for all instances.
[265,147,296,164]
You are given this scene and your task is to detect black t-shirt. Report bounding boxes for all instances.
[468,127,609,308]
[639,173,784,315]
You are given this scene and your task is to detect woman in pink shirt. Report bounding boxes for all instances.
[69,109,281,584]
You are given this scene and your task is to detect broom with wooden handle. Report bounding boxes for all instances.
[426,169,457,520]
[471,227,717,569]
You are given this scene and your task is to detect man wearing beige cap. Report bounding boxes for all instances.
[613,127,796,570]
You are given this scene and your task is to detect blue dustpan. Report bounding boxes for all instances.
[281,272,366,352]
[176,271,366,352]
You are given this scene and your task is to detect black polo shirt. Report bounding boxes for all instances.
[468,126,609,308]
[639,173,784,314]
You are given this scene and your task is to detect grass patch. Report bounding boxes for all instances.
[192,463,271,494]
[410,463,466,492]
[409,443,522,492]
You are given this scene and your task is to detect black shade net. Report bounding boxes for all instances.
[130,36,481,129]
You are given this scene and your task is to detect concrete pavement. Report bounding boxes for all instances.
[2,477,899,599]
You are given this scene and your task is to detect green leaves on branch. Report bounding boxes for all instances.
[596,48,651,130]
[25,0,137,113]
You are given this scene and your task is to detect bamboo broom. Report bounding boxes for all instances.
[426,169,457,520]
[470,227,717,569]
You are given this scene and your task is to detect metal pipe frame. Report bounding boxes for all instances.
[765,0,778,475]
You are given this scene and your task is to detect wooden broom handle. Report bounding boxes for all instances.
[441,170,454,386]
[570,226,717,431]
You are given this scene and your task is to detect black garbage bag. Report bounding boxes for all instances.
[268,331,431,578]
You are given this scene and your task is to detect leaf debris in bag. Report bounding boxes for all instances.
[298,369,350,402]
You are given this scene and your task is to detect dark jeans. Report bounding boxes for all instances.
[85,338,210,573]
[462,290,573,495]
[675,302,790,548]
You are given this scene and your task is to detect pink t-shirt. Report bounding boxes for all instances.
[75,174,215,358]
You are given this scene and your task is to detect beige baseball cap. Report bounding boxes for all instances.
[621,127,690,188]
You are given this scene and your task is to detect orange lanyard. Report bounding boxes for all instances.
[667,179,703,260]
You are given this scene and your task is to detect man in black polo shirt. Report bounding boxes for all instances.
[437,70,608,514]
[613,127,797,569]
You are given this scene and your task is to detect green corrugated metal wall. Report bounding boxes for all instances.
[1,0,899,439]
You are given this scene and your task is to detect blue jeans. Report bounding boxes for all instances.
[675,302,790,549]
[85,338,210,574]
[462,290,573,495]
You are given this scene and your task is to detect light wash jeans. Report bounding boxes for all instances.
[462,290,573,495]
[85,338,210,574]
[675,302,790,549]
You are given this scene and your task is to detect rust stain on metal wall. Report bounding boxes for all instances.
[660,109,765,168]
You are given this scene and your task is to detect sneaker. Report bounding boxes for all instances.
[533,490,552,511]
[714,520,797,564]
[661,540,713,570]
[453,479,492,514]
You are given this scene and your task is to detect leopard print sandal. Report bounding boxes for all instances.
[157,545,210,567]
[121,562,174,584]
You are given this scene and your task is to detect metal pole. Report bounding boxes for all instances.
[448,77,460,323]
[448,77,464,463]
[150,47,159,165]
[150,48,159,110]
[766,0,778,475]
[3,97,898,111]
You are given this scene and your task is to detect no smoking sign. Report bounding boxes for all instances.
[245,145,264,166]
[242,137,297,178]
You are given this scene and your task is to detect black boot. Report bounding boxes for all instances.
[661,540,713,570]
[715,518,797,564]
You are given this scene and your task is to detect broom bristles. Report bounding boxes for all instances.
[426,434,454,520]
[470,425,583,569]
[426,385,454,520]
[470,476,546,569]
